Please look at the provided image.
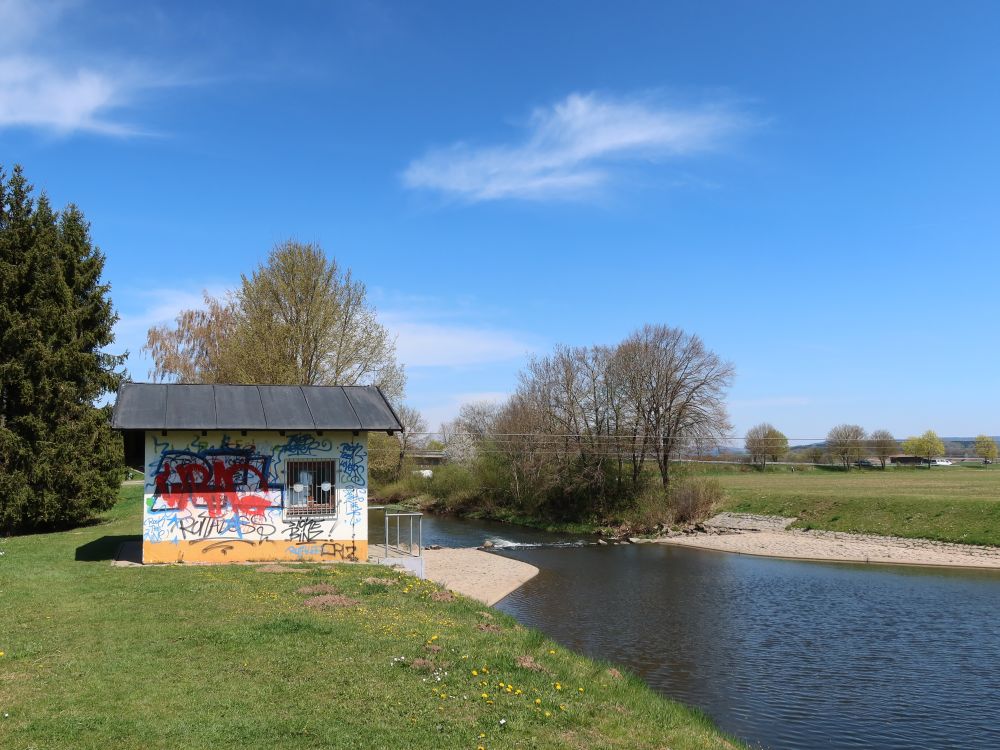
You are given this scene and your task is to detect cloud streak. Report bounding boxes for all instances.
[403,91,749,202]
[380,313,536,368]
[0,0,172,136]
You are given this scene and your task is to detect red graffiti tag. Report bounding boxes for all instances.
[154,454,271,517]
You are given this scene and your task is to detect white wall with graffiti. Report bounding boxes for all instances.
[142,430,370,563]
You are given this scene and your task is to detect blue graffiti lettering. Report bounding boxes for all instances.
[339,442,367,486]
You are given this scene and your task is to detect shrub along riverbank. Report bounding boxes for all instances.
[0,486,742,750]
[377,462,1000,546]
[375,463,724,536]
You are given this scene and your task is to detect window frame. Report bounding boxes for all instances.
[284,458,338,518]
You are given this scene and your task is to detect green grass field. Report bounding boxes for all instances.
[705,464,1000,545]
[0,486,740,750]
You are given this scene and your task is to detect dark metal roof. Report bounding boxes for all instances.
[111,383,402,432]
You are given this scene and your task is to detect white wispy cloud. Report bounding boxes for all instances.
[402,91,750,202]
[114,285,537,379]
[381,313,536,368]
[0,0,172,136]
[419,391,511,434]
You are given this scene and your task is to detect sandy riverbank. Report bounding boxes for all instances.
[658,514,1000,569]
[422,548,540,604]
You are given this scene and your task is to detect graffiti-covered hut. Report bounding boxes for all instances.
[111,383,402,564]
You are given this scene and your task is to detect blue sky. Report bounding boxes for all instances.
[3,0,999,441]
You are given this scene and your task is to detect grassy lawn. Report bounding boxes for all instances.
[706,464,1000,545]
[0,486,740,750]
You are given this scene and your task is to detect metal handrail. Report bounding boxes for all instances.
[384,512,422,558]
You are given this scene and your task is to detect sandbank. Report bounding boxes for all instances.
[659,515,1000,569]
[422,548,540,604]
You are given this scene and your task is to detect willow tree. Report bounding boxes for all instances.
[0,165,125,533]
[145,241,405,402]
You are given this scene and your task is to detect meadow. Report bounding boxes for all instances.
[707,464,1000,546]
[0,486,740,750]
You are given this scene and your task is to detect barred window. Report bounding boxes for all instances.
[285,460,337,517]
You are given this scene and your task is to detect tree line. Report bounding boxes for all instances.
[744,423,999,469]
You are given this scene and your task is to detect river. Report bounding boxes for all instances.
[370,510,1000,749]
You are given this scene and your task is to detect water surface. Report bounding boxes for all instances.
[371,511,1000,749]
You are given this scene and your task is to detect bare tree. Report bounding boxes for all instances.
[616,325,734,488]
[827,424,867,470]
[144,241,405,401]
[393,404,427,477]
[867,429,897,469]
[447,325,733,520]
[803,445,824,464]
[745,423,788,470]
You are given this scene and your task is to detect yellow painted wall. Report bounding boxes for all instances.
[143,539,368,564]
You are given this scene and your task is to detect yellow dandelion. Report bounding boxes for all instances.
[534,698,541,705]
[548,649,555,654]
[578,687,584,693]
[544,710,552,717]
[472,670,478,676]
[481,693,489,699]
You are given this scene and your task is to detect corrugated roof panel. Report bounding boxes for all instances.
[344,386,403,431]
[214,386,267,429]
[165,384,217,429]
[301,386,362,430]
[259,386,315,429]
[112,382,167,428]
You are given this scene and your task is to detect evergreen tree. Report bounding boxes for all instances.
[0,165,125,533]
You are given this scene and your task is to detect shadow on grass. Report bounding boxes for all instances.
[75,534,141,562]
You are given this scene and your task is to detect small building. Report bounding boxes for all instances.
[889,455,929,466]
[111,383,402,564]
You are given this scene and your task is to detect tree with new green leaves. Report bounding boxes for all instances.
[867,429,897,469]
[974,434,998,465]
[0,165,125,533]
[367,404,428,483]
[745,423,788,470]
[827,424,866,470]
[144,241,406,402]
[902,430,946,467]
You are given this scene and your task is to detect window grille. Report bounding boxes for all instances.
[285,460,337,517]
